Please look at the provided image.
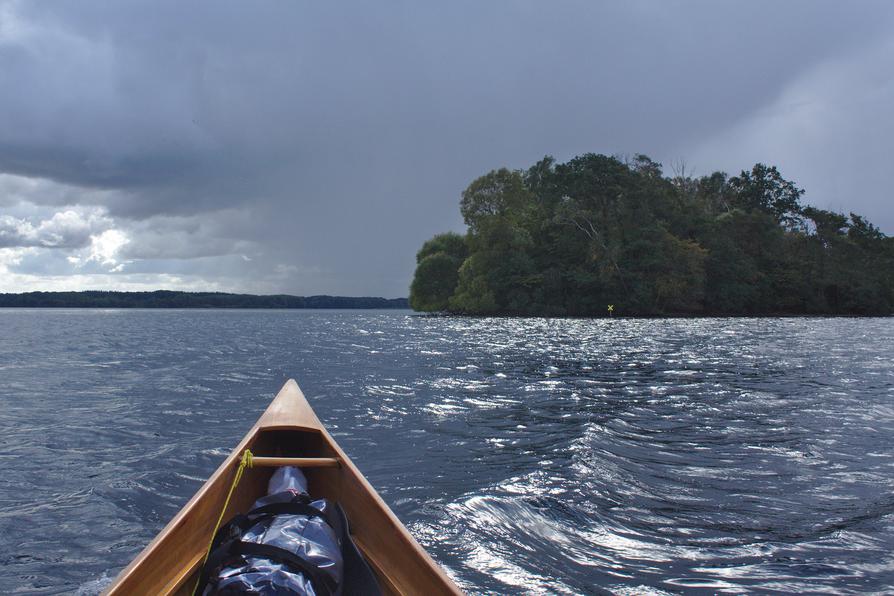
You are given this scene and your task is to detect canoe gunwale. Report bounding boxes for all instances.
[103,379,462,596]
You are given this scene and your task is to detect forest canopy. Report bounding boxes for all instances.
[410,154,893,316]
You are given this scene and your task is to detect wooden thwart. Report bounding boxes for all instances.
[104,379,462,595]
[246,456,340,468]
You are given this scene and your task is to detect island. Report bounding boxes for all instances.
[410,153,893,316]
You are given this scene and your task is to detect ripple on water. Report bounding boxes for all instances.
[0,312,892,594]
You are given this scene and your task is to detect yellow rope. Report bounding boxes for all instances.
[192,448,253,595]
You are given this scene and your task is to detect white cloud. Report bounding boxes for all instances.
[81,228,129,269]
[0,246,32,269]
[0,207,112,248]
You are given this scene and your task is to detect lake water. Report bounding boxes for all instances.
[0,310,892,594]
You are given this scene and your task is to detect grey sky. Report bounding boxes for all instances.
[1,1,892,296]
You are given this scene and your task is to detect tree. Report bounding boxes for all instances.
[695,171,733,216]
[802,207,848,246]
[416,232,468,263]
[454,169,538,313]
[408,152,892,316]
[728,164,804,228]
[449,254,498,314]
[848,213,884,245]
[460,168,532,234]
[408,232,467,312]
[620,227,707,314]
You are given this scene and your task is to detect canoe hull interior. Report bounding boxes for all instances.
[104,380,462,595]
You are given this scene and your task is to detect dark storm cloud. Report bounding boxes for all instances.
[1,0,893,295]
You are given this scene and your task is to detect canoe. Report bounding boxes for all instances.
[105,379,462,595]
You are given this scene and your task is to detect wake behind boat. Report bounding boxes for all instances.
[105,379,461,595]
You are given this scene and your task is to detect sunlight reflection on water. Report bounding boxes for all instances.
[0,310,892,594]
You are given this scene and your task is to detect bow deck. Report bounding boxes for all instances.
[105,379,462,595]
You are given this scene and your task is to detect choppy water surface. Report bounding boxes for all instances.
[0,310,892,594]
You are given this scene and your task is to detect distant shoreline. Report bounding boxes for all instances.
[0,291,409,309]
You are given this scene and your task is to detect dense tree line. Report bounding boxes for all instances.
[0,291,409,309]
[410,154,893,316]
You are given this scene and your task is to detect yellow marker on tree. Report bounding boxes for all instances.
[607,304,614,317]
